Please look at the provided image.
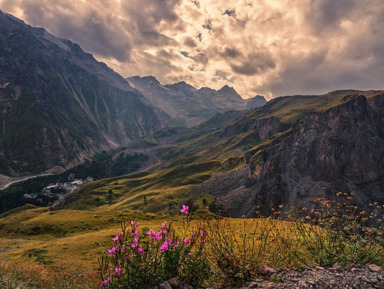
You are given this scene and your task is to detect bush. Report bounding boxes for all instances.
[205,216,275,287]
[275,193,384,267]
[99,206,210,289]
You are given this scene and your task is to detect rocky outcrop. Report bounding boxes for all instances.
[245,93,384,215]
[192,92,384,217]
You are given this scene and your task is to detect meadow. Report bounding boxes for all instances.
[1,193,383,288]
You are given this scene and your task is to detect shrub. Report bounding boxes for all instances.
[205,216,275,287]
[275,193,384,267]
[99,205,210,289]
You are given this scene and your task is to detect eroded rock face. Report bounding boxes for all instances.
[245,93,384,215]
[193,93,384,217]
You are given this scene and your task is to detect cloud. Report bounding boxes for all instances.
[1,0,384,99]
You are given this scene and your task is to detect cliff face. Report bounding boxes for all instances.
[193,92,384,217]
[0,11,170,175]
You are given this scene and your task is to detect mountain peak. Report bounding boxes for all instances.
[165,81,196,90]
[128,75,160,86]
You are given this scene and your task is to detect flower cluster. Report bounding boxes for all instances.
[99,204,210,289]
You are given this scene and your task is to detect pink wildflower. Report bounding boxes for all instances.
[175,242,180,248]
[101,277,110,287]
[122,246,126,253]
[130,220,135,226]
[154,232,162,240]
[160,241,169,252]
[180,205,189,214]
[115,267,122,276]
[138,247,143,255]
[166,237,173,245]
[184,237,190,246]
[161,221,167,228]
[133,230,140,237]
[147,229,155,236]
[131,242,138,248]
[113,233,121,242]
[107,246,117,256]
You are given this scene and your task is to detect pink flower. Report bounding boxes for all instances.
[107,246,117,256]
[175,242,180,248]
[101,277,110,287]
[184,237,190,246]
[130,220,135,226]
[147,229,155,236]
[133,230,140,237]
[161,221,167,228]
[131,242,138,248]
[180,205,189,214]
[166,237,173,245]
[138,247,143,255]
[154,232,162,240]
[122,246,126,253]
[115,267,122,276]
[160,241,168,252]
[113,233,121,242]
[200,230,205,237]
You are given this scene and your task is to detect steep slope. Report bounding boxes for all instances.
[61,90,379,215]
[127,76,266,127]
[0,11,170,176]
[194,91,384,216]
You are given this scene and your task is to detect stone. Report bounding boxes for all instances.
[259,265,277,276]
[369,264,383,273]
[158,281,172,289]
[167,278,179,287]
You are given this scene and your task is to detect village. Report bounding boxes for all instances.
[23,173,94,206]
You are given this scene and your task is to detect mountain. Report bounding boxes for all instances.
[127,76,266,127]
[192,91,384,216]
[246,95,268,109]
[59,89,383,218]
[0,11,171,176]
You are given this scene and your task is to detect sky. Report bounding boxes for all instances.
[1,0,384,99]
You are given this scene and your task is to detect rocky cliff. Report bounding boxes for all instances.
[192,92,384,216]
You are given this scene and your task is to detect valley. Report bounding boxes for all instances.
[0,7,384,289]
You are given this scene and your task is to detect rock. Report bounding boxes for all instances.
[369,264,382,273]
[158,281,172,289]
[167,278,179,288]
[259,265,277,276]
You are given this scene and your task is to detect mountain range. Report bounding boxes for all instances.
[1,10,383,217]
[0,10,264,176]
[127,76,266,127]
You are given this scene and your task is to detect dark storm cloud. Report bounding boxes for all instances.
[222,47,242,59]
[230,52,275,76]
[305,0,359,34]
[2,0,384,98]
[184,37,197,47]
[0,0,181,61]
